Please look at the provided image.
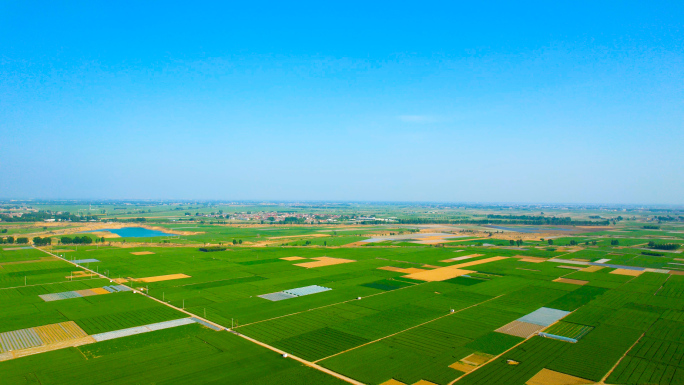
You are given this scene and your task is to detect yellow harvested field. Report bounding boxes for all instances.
[610,268,643,277]
[378,266,406,272]
[448,256,508,269]
[380,380,408,385]
[131,251,155,255]
[50,250,74,252]
[74,289,98,297]
[449,362,476,373]
[10,336,96,360]
[294,257,355,268]
[571,258,590,262]
[520,257,546,263]
[137,274,191,282]
[461,353,491,366]
[90,287,111,295]
[412,381,439,385]
[553,278,589,285]
[526,368,593,385]
[281,256,306,261]
[422,264,441,269]
[581,265,604,272]
[403,268,474,282]
[378,266,427,274]
[269,233,330,239]
[89,231,120,238]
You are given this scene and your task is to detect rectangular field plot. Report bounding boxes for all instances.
[541,322,593,341]
[259,285,332,301]
[457,337,571,385]
[546,325,643,381]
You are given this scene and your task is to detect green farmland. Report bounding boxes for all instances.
[2,212,684,384]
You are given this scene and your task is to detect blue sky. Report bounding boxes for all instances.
[1,1,682,203]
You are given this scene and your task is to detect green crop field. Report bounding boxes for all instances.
[2,203,684,384]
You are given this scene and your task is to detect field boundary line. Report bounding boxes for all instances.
[314,294,505,364]
[235,281,425,328]
[447,316,571,385]
[598,332,645,384]
[34,247,366,385]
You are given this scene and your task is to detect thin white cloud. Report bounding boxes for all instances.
[398,115,438,123]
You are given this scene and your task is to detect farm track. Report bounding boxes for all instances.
[315,294,505,364]
[34,247,367,385]
[235,279,424,329]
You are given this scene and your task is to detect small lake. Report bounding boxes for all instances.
[85,227,175,238]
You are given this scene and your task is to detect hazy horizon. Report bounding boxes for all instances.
[2,2,682,204]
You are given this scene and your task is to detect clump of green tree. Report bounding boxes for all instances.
[33,237,52,246]
[611,240,619,246]
[231,239,243,245]
[0,236,15,244]
[642,225,660,229]
[60,236,93,244]
[648,241,680,250]
[16,237,29,244]
[641,251,665,256]
[199,246,226,252]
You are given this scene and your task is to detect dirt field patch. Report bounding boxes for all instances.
[449,362,477,373]
[581,265,604,272]
[378,266,428,274]
[90,288,111,295]
[269,234,330,240]
[553,278,589,286]
[495,320,545,338]
[526,368,593,385]
[513,255,546,263]
[403,268,475,282]
[448,256,507,269]
[294,257,356,268]
[130,251,155,255]
[137,274,191,282]
[379,380,407,385]
[281,256,306,261]
[610,268,643,277]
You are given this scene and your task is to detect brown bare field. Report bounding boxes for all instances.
[514,256,547,263]
[294,257,356,268]
[495,320,544,338]
[581,265,605,272]
[447,256,507,269]
[379,380,408,385]
[557,265,583,270]
[10,336,96,360]
[130,251,155,255]
[449,362,476,373]
[136,273,191,282]
[268,233,330,240]
[281,256,306,261]
[610,268,643,277]
[90,231,121,239]
[74,289,99,297]
[0,257,54,266]
[553,278,589,285]
[378,266,427,274]
[90,287,111,295]
[403,268,474,282]
[571,258,590,262]
[526,368,594,385]
[461,353,491,366]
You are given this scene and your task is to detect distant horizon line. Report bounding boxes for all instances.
[1,198,683,208]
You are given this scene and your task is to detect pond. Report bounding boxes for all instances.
[85,227,175,238]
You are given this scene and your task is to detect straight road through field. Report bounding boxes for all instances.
[34,247,367,385]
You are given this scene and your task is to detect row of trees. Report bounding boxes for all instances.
[648,241,681,250]
[33,237,52,246]
[0,236,29,244]
[60,236,94,244]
